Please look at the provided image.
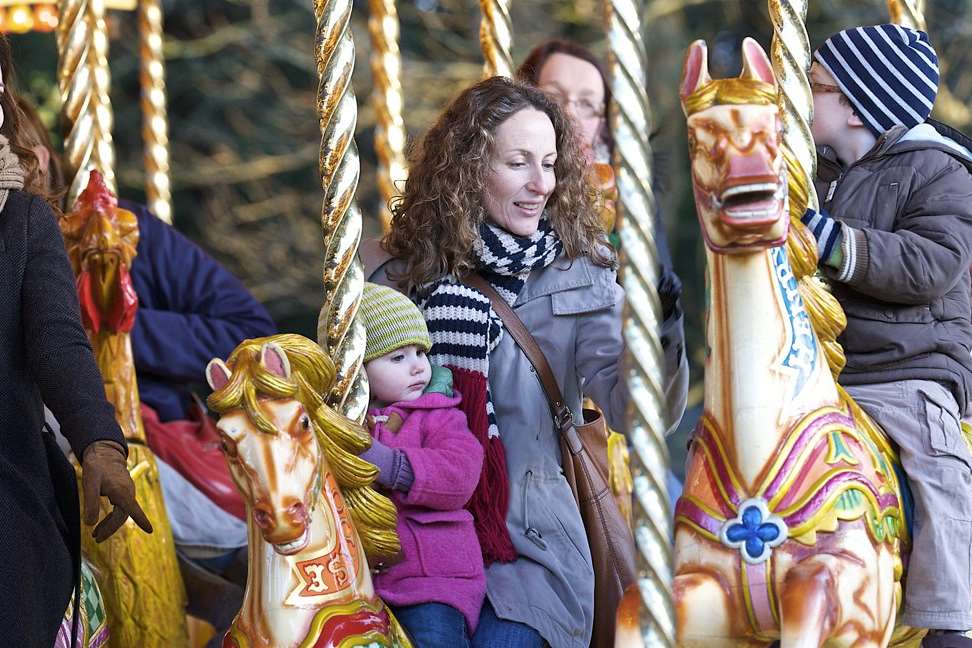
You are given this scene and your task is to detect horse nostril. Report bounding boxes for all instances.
[287,502,306,522]
[253,508,273,529]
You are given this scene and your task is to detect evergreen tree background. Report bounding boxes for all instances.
[9,0,972,473]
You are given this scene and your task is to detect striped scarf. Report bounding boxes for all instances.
[420,217,562,564]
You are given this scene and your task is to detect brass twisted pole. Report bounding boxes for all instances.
[138,0,172,224]
[89,0,114,190]
[887,0,927,31]
[368,0,406,233]
[603,0,673,645]
[58,0,116,204]
[314,0,368,421]
[478,0,513,78]
[768,0,817,212]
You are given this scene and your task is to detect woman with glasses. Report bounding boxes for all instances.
[518,41,611,162]
[518,40,689,440]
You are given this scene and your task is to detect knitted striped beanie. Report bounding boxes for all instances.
[814,24,939,136]
[360,283,431,362]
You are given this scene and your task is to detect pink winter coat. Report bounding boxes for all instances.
[367,389,486,632]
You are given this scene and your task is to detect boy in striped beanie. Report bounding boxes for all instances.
[802,25,972,643]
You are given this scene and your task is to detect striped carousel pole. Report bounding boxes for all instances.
[602,0,674,645]
[314,0,369,421]
[57,0,116,204]
[137,0,172,224]
[478,0,513,78]
[887,0,927,31]
[368,0,406,233]
[768,0,817,212]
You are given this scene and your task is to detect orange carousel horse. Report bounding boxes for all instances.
[206,334,412,648]
[672,38,925,647]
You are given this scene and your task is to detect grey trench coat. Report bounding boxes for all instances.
[370,251,686,647]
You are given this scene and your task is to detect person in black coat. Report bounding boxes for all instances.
[0,38,149,647]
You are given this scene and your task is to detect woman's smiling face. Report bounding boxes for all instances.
[483,108,558,237]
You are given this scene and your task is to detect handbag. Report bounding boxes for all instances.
[463,273,637,648]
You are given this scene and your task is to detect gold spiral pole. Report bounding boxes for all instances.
[58,0,116,204]
[887,0,927,31]
[603,0,673,645]
[478,0,513,78]
[138,0,172,224]
[314,0,368,421]
[368,0,406,233]
[768,0,817,212]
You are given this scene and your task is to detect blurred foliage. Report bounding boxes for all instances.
[9,1,972,472]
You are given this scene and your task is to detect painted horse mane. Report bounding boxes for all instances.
[207,333,400,559]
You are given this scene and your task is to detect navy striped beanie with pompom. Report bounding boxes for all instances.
[814,24,939,136]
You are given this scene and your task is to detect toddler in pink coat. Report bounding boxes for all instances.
[358,282,485,647]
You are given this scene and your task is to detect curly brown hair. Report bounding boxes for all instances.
[383,76,613,291]
[15,94,67,206]
[0,37,52,204]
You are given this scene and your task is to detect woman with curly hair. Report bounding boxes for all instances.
[369,76,623,647]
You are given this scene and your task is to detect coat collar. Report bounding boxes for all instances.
[514,252,617,314]
[515,254,592,306]
[820,120,972,173]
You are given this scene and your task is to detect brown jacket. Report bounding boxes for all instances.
[814,120,972,411]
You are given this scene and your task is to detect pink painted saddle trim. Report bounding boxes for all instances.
[679,407,900,535]
[763,410,853,499]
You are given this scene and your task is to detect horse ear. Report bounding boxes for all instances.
[206,359,232,391]
[740,37,775,86]
[261,342,292,380]
[680,40,712,104]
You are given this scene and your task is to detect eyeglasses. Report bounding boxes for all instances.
[809,81,842,95]
[545,92,604,120]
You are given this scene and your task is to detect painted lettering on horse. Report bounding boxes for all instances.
[287,473,364,606]
[770,246,817,398]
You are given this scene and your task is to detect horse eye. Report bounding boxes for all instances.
[298,415,312,435]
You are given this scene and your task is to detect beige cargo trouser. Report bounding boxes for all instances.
[847,379,972,630]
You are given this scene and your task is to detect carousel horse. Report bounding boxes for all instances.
[60,171,189,647]
[672,38,926,647]
[205,334,412,648]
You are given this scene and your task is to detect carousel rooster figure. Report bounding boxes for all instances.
[60,170,188,647]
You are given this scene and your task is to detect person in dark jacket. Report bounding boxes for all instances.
[802,26,972,645]
[0,39,149,647]
[15,86,271,647]
[121,199,277,422]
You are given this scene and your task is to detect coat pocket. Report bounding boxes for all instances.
[407,509,482,579]
[870,181,900,231]
[522,470,592,570]
[920,387,972,473]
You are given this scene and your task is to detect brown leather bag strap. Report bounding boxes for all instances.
[463,273,574,435]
